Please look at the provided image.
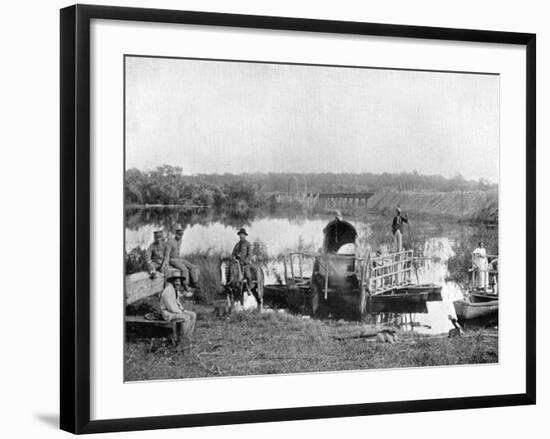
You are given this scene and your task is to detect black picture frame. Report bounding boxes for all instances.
[60,4,536,434]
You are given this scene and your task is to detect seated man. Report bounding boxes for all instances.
[232,228,252,282]
[145,230,168,278]
[159,272,197,339]
[166,226,200,289]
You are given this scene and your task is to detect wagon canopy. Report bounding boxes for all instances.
[322,218,358,254]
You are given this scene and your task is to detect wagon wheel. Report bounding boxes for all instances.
[286,284,302,313]
[309,280,328,317]
[309,284,319,316]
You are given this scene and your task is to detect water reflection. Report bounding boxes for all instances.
[413,238,464,334]
[126,207,497,334]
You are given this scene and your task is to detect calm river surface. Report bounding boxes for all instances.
[126,207,498,335]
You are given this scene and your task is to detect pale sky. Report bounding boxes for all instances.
[125,56,499,182]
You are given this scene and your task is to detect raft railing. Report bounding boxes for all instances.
[367,250,415,295]
[283,249,420,298]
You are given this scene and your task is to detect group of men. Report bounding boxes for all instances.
[145,226,201,340]
[147,208,407,338]
[145,226,200,289]
[147,226,253,338]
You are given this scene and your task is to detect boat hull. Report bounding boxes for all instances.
[393,284,442,302]
[368,296,428,314]
[453,298,498,320]
[469,291,499,302]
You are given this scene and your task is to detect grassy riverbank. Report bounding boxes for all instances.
[367,190,498,223]
[125,305,498,381]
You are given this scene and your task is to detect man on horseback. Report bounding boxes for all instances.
[223,228,263,310]
[232,228,252,284]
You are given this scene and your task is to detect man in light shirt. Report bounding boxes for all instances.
[472,241,488,289]
[159,273,197,340]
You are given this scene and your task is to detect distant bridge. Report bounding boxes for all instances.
[306,192,375,208]
[277,177,375,208]
[274,191,375,208]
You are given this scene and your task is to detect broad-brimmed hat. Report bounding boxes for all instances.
[175,225,184,233]
[396,206,402,213]
[237,228,248,236]
[153,230,163,237]
[166,271,183,282]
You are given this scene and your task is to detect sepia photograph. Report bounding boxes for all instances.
[123,55,499,382]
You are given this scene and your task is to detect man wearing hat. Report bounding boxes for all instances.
[391,206,408,252]
[232,228,253,282]
[166,226,200,289]
[159,272,196,339]
[145,230,169,278]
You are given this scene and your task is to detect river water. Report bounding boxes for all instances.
[125,207,498,335]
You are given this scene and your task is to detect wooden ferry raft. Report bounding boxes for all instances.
[265,217,442,318]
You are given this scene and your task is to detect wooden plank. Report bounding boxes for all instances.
[125,272,165,305]
[125,316,179,342]
[125,315,174,326]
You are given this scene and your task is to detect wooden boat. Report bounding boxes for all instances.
[125,267,193,305]
[469,290,499,302]
[453,296,498,320]
[125,271,165,305]
[451,250,500,320]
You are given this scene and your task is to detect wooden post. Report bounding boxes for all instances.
[324,254,329,300]
[172,323,178,344]
[461,190,464,220]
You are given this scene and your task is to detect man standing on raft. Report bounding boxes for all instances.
[391,206,408,252]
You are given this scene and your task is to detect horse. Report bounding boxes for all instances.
[220,259,264,311]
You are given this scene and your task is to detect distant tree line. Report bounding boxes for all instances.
[126,165,262,208]
[125,165,497,206]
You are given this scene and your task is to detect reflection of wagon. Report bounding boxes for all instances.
[269,217,441,318]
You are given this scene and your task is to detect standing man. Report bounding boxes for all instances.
[232,228,252,282]
[145,230,169,278]
[391,206,408,252]
[472,241,488,289]
[166,226,200,289]
[159,272,197,340]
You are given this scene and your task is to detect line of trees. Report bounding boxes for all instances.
[125,165,262,207]
[125,165,497,206]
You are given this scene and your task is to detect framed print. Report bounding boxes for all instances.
[60,4,536,434]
